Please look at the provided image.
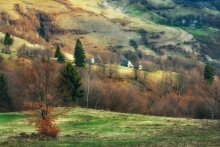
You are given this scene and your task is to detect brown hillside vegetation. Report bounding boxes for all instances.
[0,0,219,120]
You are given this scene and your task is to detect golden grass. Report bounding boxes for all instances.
[0,0,194,57]
[0,0,69,19]
[0,31,43,51]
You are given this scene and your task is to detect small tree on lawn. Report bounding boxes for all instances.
[58,62,84,103]
[3,32,13,53]
[204,63,215,84]
[55,45,65,63]
[0,73,13,111]
[74,39,86,67]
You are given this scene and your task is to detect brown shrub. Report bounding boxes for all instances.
[82,76,148,114]
[36,116,60,138]
[149,94,180,117]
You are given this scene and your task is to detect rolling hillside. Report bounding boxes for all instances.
[0,0,195,60]
[107,0,220,61]
[0,108,219,146]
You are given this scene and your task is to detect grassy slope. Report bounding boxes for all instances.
[106,0,220,61]
[181,27,218,38]
[0,32,43,51]
[0,0,194,56]
[0,108,219,146]
[0,32,44,61]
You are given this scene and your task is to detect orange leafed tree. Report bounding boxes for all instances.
[12,59,61,137]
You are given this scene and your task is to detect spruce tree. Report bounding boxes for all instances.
[58,62,84,103]
[74,39,86,67]
[57,53,65,63]
[3,32,13,54]
[3,32,13,46]
[204,63,215,84]
[0,74,13,111]
[55,45,61,58]
[55,45,65,63]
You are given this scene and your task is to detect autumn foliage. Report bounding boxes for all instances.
[36,116,60,138]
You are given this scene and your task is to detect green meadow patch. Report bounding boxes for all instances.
[0,113,26,123]
[124,4,146,17]
[182,27,218,38]
[124,4,164,23]
[0,108,219,146]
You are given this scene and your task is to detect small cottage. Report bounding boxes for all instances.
[121,60,133,68]
[86,57,95,64]
[90,57,95,64]
[139,65,143,70]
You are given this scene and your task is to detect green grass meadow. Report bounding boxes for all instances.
[0,108,219,146]
[182,27,218,38]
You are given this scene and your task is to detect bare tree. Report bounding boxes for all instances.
[9,59,60,137]
[86,62,92,108]
[207,81,220,119]
[176,73,187,98]
[107,64,118,78]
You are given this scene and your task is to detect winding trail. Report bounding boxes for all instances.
[147,26,183,46]
[100,0,192,46]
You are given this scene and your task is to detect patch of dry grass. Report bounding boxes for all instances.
[0,32,43,52]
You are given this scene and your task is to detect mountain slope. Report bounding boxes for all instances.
[107,0,220,62]
[0,0,196,60]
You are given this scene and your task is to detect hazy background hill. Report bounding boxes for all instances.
[107,0,220,64]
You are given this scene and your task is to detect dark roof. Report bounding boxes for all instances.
[121,60,129,66]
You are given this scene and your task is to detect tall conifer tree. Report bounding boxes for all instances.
[58,62,84,103]
[55,45,65,63]
[204,63,215,84]
[74,39,85,67]
[3,32,13,46]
